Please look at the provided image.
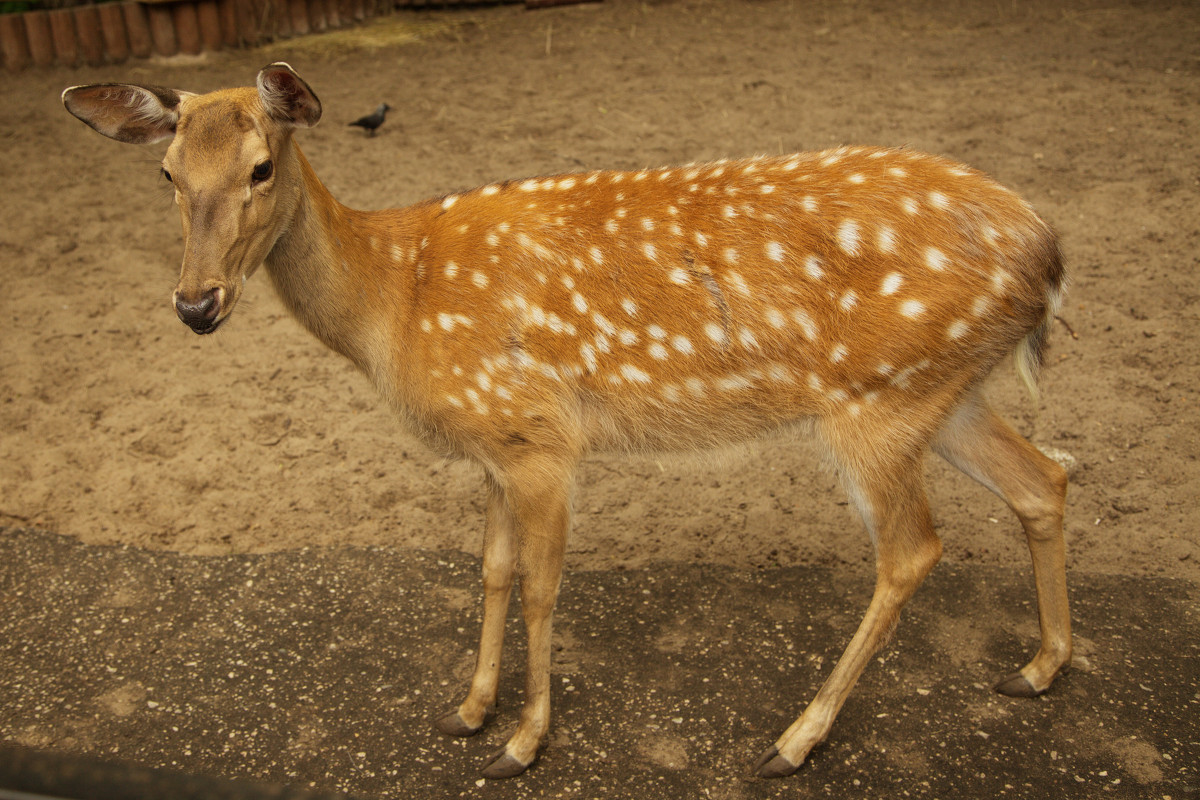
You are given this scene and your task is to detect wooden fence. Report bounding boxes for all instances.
[0,0,581,71]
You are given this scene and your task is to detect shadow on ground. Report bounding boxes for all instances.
[0,527,1196,799]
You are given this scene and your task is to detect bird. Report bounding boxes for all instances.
[348,103,390,136]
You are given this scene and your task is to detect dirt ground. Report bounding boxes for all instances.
[1,0,1198,587]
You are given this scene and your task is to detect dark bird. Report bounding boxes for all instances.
[348,103,390,136]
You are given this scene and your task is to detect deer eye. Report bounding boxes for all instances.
[251,160,273,184]
[161,167,173,183]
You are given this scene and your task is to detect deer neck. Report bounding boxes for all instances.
[262,141,420,395]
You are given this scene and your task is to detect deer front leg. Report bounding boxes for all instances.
[437,476,514,737]
[479,459,572,779]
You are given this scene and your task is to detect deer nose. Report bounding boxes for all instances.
[175,287,222,334]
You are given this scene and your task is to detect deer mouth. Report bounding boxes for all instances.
[185,316,225,335]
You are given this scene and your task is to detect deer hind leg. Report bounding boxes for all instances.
[757,422,943,778]
[932,391,1071,696]
[437,475,514,737]
[477,454,574,779]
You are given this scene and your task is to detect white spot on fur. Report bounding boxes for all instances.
[580,343,598,372]
[925,247,948,271]
[593,312,616,335]
[839,291,858,312]
[717,374,752,391]
[481,185,500,196]
[442,195,458,210]
[877,226,897,254]
[765,308,786,329]
[669,268,691,285]
[705,323,729,347]
[648,324,666,340]
[928,191,950,209]
[649,342,669,360]
[619,329,638,346]
[804,255,824,281]
[971,296,991,317]
[622,298,638,317]
[643,243,657,259]
[902,197,919,215]
[572,292,588,313]
[766,241,784,262]
[726,271,750,296]
[991,269,1011,294]
[672,335,694,355]
[947,320,969,340]
[881,272,904,296]
[792,308,817,341]
[899,300,926,318]
[838,221,861,256]
[472,271,488,288]
[830,343,848,363]
[620,364,652,384]
[738,327,759,350]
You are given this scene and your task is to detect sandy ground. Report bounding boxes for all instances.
[2,529,1197,797]
[1,0,1198,582]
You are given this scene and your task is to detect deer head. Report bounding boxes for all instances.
[63,63,322,334]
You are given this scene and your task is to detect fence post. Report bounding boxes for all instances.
[0,13,32,71]
[48,8,79,66]
[121,2,153,57]
[171,1,202,54]
[97,3,131,64]
[288,0,309,35]
[195,0,223,50]
[73,5,106,65]
[146,3,177,56]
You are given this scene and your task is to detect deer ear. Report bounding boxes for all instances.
[62,83,190,144]
[257,62,322,128]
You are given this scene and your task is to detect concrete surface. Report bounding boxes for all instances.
[0,527,1196,799]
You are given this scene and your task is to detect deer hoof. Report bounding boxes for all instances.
[435,710,482,737]
[480,748,531,779]
[995,672,1044,698]
[753,746,799,778]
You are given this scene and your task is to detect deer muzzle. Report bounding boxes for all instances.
[174,286,224,334]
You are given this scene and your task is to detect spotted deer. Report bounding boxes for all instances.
[62,63,1071,779]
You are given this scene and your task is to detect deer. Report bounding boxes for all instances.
[62,63,1071,780]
